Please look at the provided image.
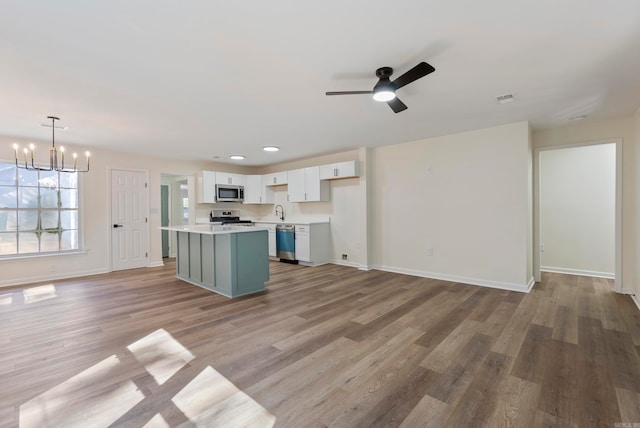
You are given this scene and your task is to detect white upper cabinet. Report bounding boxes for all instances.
[263,171,288,186]
[319,160,359,180]
[243,175,274,204]
[243,175,263,204]
[196,171,217,203]
[215,172,245,186]
[288,166,329,202]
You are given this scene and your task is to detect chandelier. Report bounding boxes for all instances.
[12,116,90,173]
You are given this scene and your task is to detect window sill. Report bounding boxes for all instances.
[0,250,88,261]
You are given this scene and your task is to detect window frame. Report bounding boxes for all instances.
[0,161,84,259]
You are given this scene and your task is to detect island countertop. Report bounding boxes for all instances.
[160,224,268,235]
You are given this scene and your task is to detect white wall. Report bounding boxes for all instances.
[539,144,616,277]
[370,122,533,291]
[533,116,637,293]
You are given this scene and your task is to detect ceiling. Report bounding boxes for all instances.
[1,1,640,166]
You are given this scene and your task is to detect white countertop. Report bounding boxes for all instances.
[160,225,268,235]
[252,217,330,225]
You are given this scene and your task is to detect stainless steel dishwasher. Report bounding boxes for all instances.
[276,224,297,262]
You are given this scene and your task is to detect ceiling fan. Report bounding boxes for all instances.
[325,61,435,113]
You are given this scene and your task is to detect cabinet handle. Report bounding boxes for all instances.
[334,168,338,177]
[305,193,307,201]
[273,177,277,184]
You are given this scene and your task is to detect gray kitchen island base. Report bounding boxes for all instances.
[174,227,269,298]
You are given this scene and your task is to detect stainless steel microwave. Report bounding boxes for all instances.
[215,184,244,202]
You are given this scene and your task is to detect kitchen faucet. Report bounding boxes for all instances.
[275,205,285,221]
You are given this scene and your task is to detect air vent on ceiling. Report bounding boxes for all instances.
[496,94,515,104]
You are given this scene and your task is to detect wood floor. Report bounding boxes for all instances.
[1,261,639,427]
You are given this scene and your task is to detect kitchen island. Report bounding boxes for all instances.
[160,224,269,298]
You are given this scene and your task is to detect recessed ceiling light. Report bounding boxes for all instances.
[229,155,245,160]
[263,146,279,152]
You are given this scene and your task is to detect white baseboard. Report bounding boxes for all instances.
[631,294,640,312]
[541,266,614,279]
[371,264,533,293]
[330,259,361,269]
[148,261,165,268]
[0,268,110,288]
[329,259,374,271]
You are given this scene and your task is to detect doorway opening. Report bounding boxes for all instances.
[534,139,622,292]
[160,174,192,259]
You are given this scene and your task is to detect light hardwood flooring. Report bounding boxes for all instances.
[1,261,639,427]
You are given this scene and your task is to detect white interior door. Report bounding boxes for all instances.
[111,169,149,271]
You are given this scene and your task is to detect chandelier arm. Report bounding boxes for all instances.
[11,116,90,174]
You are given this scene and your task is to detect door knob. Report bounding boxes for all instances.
[113,224,124,228]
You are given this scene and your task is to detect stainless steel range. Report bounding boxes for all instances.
[209,210,254,226]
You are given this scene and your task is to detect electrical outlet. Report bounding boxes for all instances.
[427,248,434,256]
[342,254,348,260]
[540,244,545,252]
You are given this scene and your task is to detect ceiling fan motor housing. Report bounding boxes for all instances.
[374,67,397,93]
[375,67,394,78]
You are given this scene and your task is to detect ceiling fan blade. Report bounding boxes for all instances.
[392,62,435,90]
[326,91,373,96]
[387,97,408,113]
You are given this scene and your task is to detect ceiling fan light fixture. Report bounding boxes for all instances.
[373,89,396,102]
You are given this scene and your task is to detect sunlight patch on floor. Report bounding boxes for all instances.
[127,328,195,385]
[0,293,13,305]
[172,366,276,428]
[23,284,57,304]
[19,354,144,428]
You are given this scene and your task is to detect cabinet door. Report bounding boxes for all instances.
[287,168,306,202]
[264,171,288,186]
[197,171,217,203]
[267,226,276,257]
[295,227,310,262]
[319,161,359,179]
[304,167,321,201]
[303,166,329,201]
[319,164,336,180]
[215,172,245,186]
[336,161,358,178]
[243,175,263,204]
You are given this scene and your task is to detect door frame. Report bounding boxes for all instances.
[161,184,171,258]
[109,167,150,272]
[533,139,622,292]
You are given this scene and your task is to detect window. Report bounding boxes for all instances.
[0,163,79,256]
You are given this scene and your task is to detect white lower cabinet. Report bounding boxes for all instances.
[295,225,310,262]
[294,223,329,265]
[267,224,276,257]
[253,222,277,257]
